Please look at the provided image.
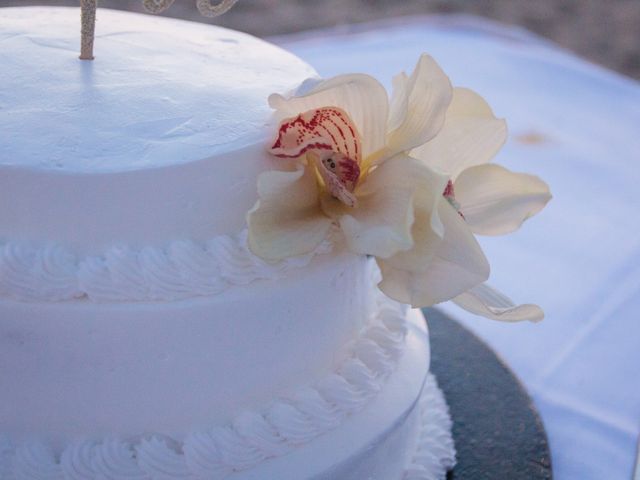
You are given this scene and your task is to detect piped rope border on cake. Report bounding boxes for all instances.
[0,229,332,303]
[0,294,409,479]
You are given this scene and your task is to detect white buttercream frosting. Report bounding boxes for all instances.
[0,8,316,255]
[0,7,457,480]
[0,8,314,172]
[403,373,457,480]
[0,294,408,478]
[0,361,456,480]
[0,230,331,302]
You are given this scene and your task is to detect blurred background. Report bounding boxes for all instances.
[2,0,639,80]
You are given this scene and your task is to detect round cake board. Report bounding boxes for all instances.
[424,307,553,480]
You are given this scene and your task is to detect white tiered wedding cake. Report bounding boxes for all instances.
[0,7,458,479]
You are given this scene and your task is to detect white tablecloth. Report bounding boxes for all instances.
[275,15,640,479]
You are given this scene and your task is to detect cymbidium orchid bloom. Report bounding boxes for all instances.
[247,54,551,322]
[382,86,553,321]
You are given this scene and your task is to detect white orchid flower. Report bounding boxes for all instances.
[247,54,551,322]
[248,55,452,261]
[405,87,552,321]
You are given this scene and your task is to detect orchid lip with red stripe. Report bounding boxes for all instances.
[270,107,361,161]
[269,107,363,206]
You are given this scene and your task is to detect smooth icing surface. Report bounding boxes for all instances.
[0,251,373,450]
[233,309,431,480]
[0,142,277,255]
[1,305,452,480]
[0,8,315,255]
[0,7,314,172]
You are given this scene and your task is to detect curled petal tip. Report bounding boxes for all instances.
[452,283,545,322]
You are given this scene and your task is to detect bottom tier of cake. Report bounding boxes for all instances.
[225,309,455,480]
[0,309,455,480]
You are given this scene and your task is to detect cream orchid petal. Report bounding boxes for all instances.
[387,72,410,133]
[378,200,490,307]
[452,283,544,322]
[368,157,449,272]
[411,87,507,179]
[375,201,441,272]
[269,73,388,159]
[247,164,332,261]
[328,155,448,259]
[335,187,415,258]
[455,163,552,236]
[385,54,453,158]
[356,154,447,198]
[320,156,415,258]
[414,167,449,241]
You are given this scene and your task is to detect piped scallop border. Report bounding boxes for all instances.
[0,230,331,303]
[403,372,456,480]
[1,294,413,479]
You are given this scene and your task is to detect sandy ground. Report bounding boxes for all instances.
[2,1,639,80]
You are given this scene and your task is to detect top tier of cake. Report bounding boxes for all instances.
[0,7,313,172]
[0,7,314,255]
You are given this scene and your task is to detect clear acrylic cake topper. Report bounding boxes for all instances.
[79,0,239,60]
